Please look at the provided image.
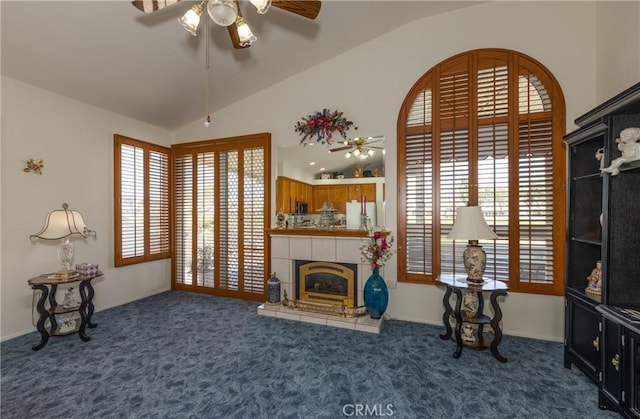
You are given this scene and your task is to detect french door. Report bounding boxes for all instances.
[171,133,271,301]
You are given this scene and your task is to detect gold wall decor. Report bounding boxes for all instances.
[24,159,44,174]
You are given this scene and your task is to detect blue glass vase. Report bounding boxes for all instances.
[363,267,389,319]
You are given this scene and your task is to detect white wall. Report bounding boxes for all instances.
[3,1,634,343]
[174,1,602,342]
[1,77,173,340]
[595,1,640,104]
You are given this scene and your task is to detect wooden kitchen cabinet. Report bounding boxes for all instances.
[276,177,313,214]
[312,183,376,214]
[347,184,376,203]
[276,177,291,213]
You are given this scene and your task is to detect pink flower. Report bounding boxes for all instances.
[361,234,395,269]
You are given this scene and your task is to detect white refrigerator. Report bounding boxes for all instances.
[346,201,376,229]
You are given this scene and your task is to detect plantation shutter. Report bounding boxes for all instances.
[397,49,565,294]
[243,147,266,294]
[120,143,144,260]
[197,152,215,287]
[438,64,471,277]
[148,149,170,257]
[517,69,555,285]
[403,85,434,280]
[171,133,270,300]
[218,150,240,291]
[114,135,170,267]
[475,61,510,281]
[174,154,193,285]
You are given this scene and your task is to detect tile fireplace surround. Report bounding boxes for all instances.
[258,233,390,334]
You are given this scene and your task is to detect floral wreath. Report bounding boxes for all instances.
[294,108,356,146]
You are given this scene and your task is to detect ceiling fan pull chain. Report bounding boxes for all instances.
[204,16,212,127]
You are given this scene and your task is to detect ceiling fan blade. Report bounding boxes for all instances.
[131,0,182,14]
[329,146,352,153]
[364,136,384,144]
[271,0,321,20]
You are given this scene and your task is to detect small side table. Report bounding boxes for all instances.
[437,274,509,363]
[27,272,102,351]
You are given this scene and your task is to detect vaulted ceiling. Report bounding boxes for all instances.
[1,1,480,130]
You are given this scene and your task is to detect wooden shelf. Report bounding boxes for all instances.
[268,228,381,238]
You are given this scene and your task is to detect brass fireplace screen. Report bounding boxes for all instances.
[295,260,357,308]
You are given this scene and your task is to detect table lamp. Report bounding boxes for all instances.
[30,203,95,279]
[447,206,498,284]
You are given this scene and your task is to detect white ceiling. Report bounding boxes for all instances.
[1,1,480,131]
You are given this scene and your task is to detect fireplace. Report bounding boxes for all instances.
[295,260,357,308]
[260,233,382,332]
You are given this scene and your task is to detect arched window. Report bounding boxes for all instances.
[397,49,566,295]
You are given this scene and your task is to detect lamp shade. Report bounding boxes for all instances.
[178,2,204,36]
[249,0,271,14]
[447,206,498,241]
[30,203,93,240]
[236,17,257,47]
[207,0,238,27]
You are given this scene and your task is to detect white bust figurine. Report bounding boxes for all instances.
[601,127,640,175]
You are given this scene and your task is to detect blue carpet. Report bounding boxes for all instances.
[1,291,617,418]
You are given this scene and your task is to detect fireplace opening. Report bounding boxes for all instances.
[294,260,357,308]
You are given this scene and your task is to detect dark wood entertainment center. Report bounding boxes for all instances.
[563,82,640,417]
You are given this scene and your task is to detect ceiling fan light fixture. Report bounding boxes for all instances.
[249,0,272,14]
[368,149,374,156]
[235,17,257,47]
[345,152,352,159]
[178,2,204,36]
[207,0,238,27]
[353,149,361,157]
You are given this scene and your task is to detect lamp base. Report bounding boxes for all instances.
[463,241,487,284]
[465,277,486,285]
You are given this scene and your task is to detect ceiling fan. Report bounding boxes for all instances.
[330,136,385,160]
[132,0,321,49]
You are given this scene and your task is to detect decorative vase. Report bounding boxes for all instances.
[266,272,281,305]
[363,267,389,319]
[462,290,479,319]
